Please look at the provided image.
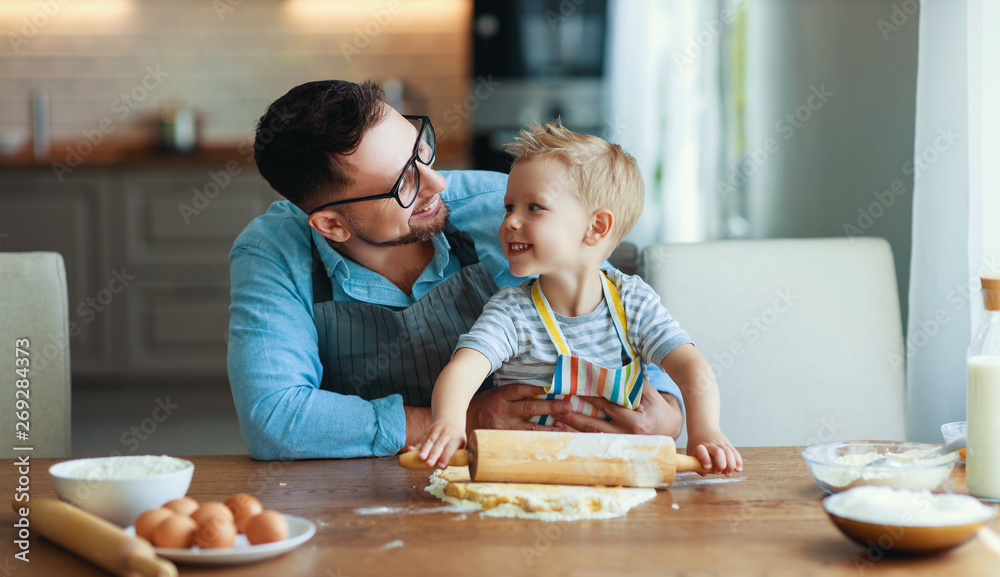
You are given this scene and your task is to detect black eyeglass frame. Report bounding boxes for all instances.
[307,115,435,215]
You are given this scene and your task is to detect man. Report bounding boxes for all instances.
[228,79,683,460]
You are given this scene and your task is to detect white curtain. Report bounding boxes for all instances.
[907,0,1000,442]
[606,0,727,247]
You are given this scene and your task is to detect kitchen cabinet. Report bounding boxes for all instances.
[0,172,113,376]
[119,169,280,378]
[0,159,281,384]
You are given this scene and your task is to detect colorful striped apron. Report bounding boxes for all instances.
[529,271,645,425]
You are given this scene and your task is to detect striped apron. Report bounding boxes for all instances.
[530,271,645,425]
[311,224,498,406]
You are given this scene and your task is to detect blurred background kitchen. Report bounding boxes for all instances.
[1,0,992,455]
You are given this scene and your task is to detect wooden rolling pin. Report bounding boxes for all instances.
[399,430,712,488]
[12,497,177,577]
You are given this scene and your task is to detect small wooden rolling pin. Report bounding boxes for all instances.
[12,497,177,577]
[399,430,713,488]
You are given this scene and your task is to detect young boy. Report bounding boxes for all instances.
[413,121,742,476]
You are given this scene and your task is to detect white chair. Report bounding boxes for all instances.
[0,252,72,457]
[641,238,905,447]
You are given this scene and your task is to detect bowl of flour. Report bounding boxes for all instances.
[802,441,959,494]
[49,455,193,526]
[823,486,997,554]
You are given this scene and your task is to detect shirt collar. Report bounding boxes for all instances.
[312,228,453,279]
[312,227,349,280]
[426,229,453,278]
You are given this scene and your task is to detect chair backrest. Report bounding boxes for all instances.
[641,238,905,447]
[0,252,72,457]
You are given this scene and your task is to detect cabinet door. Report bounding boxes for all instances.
[118,170,280,377]
[124,282,232,376]
[122,171,278,269]
[0,173,112,375]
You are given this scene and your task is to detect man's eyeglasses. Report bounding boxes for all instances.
[308,115,436,214]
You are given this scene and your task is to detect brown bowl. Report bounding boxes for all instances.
[825,509,997,555]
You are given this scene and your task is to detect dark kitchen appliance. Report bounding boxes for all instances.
[471,0,608,172]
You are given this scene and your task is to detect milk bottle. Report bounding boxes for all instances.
[967,275,1000,501]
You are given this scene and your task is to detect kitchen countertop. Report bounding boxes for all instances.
[0,142,257,170]
[2,447,997,576]
[0,137,470,171]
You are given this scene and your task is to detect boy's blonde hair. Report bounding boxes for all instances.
[505,120,644,251]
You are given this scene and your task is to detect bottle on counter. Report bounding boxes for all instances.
[32,89,50,161]
[967,275,1000,501]
[158,104,197,153]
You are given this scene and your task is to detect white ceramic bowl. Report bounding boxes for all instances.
[49,455,194,526]
[801,441,958,494]
[940,421,967,462]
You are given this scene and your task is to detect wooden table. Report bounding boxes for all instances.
[2,448,998,576]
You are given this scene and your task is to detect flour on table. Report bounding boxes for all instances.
[424,466,656,521]
[355,506,396,515]
[670,473,746,487]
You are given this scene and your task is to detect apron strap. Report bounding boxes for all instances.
[531,280,571,355]
[443,223,480,268]
[599,271,638,360]
[311,223,482,305]
[532,271,637,362]
[311,243,333,304]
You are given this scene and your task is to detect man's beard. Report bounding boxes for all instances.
[346,201,450,248]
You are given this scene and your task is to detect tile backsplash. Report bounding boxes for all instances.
[0,0,471,157]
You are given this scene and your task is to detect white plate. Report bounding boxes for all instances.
[126,514,316,565]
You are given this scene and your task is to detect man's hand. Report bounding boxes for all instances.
[466,384,571,434]
[552,381,683,437]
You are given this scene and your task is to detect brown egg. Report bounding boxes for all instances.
[190,502,235,526]
[224,493,264,533]
[245,510,289,545]
[134,508,175,542]
[163,497,199,516]
[152,515,198,548]
[192,516,237,548]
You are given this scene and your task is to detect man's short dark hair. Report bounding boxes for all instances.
[253,79,387,209]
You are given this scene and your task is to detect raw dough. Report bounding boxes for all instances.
[425,466,656,521]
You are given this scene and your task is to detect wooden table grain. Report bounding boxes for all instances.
[2,448,998,576]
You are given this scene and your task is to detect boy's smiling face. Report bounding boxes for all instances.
[501,157,593,278]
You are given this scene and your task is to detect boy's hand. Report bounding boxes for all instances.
[410,421,467,469]
[687,430,742,477]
